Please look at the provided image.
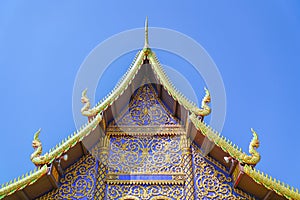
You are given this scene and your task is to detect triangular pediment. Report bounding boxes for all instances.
[110,83,179,126]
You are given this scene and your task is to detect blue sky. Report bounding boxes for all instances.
[0,1,300,190]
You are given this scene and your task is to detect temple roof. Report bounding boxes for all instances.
[0,19,299,200]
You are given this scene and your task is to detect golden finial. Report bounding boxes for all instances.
[144,16,149,48]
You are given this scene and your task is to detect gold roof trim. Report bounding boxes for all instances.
[0,113,102,198]
[80,51,144,117]
[189,113,300,198]
[189,113,261,165]
[81,49,211,118]
[0,165,48,199]
[148,52,211,117]
[244,165,300,200]
[30,112,102,166]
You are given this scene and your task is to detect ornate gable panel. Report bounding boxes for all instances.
[108,135,183,174]
[37,155,97,200]
[107,184,184,199]
[192,143,255,200]
[111,84,178,126]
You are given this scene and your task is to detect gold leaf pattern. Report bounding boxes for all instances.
[112,84,178,126]
[107,184,184,199]
[108,135,183,174]
[37,155,96,200]
[192,143,254,200]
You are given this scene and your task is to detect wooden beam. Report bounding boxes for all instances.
[80,141,89,156]
[229,160,238,175]
[47,164,60,189]
[233,169,244,188]
[103,111,108,131]
[17,190,30,200]
[186,115,192,137]
[172,100,178,117]
[112,101,118,122]
[158,84,163,99]
[263,190,273,200]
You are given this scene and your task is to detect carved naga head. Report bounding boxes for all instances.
[81,88,89,103]
[203,87,211,103]
[32,129,42,149]
[250,128,260,149]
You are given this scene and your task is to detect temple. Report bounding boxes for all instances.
[0,18,299,200]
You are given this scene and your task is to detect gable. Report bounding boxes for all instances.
[110,84,179,126]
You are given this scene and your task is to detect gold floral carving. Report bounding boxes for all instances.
[37,155,96,200]
[107,184,184,199]
[192,143,255,200]
[111,84,178,126]
[108,135,182,174]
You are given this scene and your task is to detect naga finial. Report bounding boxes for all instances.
[202,87,211,107]
[31,129,43,162]
[81,88,98,117]
[239,128,261,165]
[249,128,260,150]
[81,88,88,103]
[81,88,91,116]
[144,16,149,49]
[193,87,211,116]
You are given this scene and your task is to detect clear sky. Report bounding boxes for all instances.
[1,0,300,191]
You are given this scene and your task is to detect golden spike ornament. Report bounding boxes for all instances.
[192,87,211,116]
[144,16,149,49]
[81,88,98,117]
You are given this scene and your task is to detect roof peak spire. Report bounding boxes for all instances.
[144,16,149,48]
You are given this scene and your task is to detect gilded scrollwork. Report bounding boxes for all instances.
[111,84,178,126]
[192,143,254,200]
[37,155,97,200]
[108,135,182,174]
[107,184,184,200]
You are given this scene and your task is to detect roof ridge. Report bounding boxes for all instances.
[81,48,211,118]
[83,50,145,116]
[148,52,211,116]
[95,51,141,108]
